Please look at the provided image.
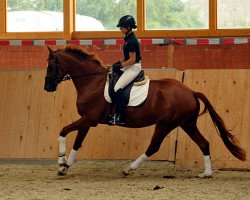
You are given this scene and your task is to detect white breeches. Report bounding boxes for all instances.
[114,63,142,92]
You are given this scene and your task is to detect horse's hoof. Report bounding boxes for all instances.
[122,167,133,176]
[57,165,69,176]
[197,173,213,178]
[57,171,66,176]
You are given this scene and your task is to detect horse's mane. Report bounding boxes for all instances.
[60,45,103,65]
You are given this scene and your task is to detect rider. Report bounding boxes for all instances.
[108,15,142,125]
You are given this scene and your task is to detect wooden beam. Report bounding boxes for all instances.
[136,0,145,37]
[64,0,74,40]
[0,0,250,39]
[136,29,250,38]
[209,0,217,30]
[0,0,6,33]
[72,31,122,39]
[0,32,64,40]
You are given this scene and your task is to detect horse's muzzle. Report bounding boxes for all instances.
[44,86,54,92]
[44,79,57,92]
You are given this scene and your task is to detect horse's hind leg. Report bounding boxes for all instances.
[123,123,175,175]
[181,123,212,178]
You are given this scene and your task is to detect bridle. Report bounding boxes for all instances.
[54,53,71,84]
[47,52,106,85]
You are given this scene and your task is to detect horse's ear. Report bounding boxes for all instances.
[47,45,55,56]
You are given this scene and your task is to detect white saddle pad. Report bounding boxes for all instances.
[104,79,150,106]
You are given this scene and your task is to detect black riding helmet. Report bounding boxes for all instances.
[117,15,137,29]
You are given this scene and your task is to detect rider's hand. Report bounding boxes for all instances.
[112,61,122,73]
[106,65,112,70]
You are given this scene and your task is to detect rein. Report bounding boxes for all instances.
[56,71,107,83]
[54,52,107,84]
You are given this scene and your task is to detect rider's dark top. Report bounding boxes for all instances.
[123,32,141,63]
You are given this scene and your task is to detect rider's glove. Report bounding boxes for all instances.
[112,61,122,73]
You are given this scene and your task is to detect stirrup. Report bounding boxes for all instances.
[108,114,125,125]
[108,114,116,125]
[115,115,125,125]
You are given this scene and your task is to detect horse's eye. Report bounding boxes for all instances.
[46,64,55,74]
[48,64,53,69]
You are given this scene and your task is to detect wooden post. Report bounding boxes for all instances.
[0,0,6,33]
[64,0,74,40]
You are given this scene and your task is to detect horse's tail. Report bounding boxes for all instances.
[193,92,246,161]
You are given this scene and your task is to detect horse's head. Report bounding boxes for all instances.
[44,46,68,92]
[45,45,107,92]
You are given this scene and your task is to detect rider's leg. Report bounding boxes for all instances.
[109,63,141,125]
[110,88,125,124]
[114,63,141,92]
[108,88,124,125]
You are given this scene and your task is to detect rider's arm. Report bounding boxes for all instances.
[121,52,136,68]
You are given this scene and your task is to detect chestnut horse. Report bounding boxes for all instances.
[44,46,246,177]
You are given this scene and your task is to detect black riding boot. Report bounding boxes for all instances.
[108,89,125,125]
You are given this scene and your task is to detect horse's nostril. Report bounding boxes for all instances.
[44,85,49,91]
[44,84,52,92]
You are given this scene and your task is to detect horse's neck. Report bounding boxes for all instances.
[61,52,106,97]
[62,53,104,74]
[72,62,106,94]
[73,74,106,95]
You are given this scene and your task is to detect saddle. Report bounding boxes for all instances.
[108,68,145,106]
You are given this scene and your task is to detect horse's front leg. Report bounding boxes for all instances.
[57,117,90,176]
[58,127,89,176]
